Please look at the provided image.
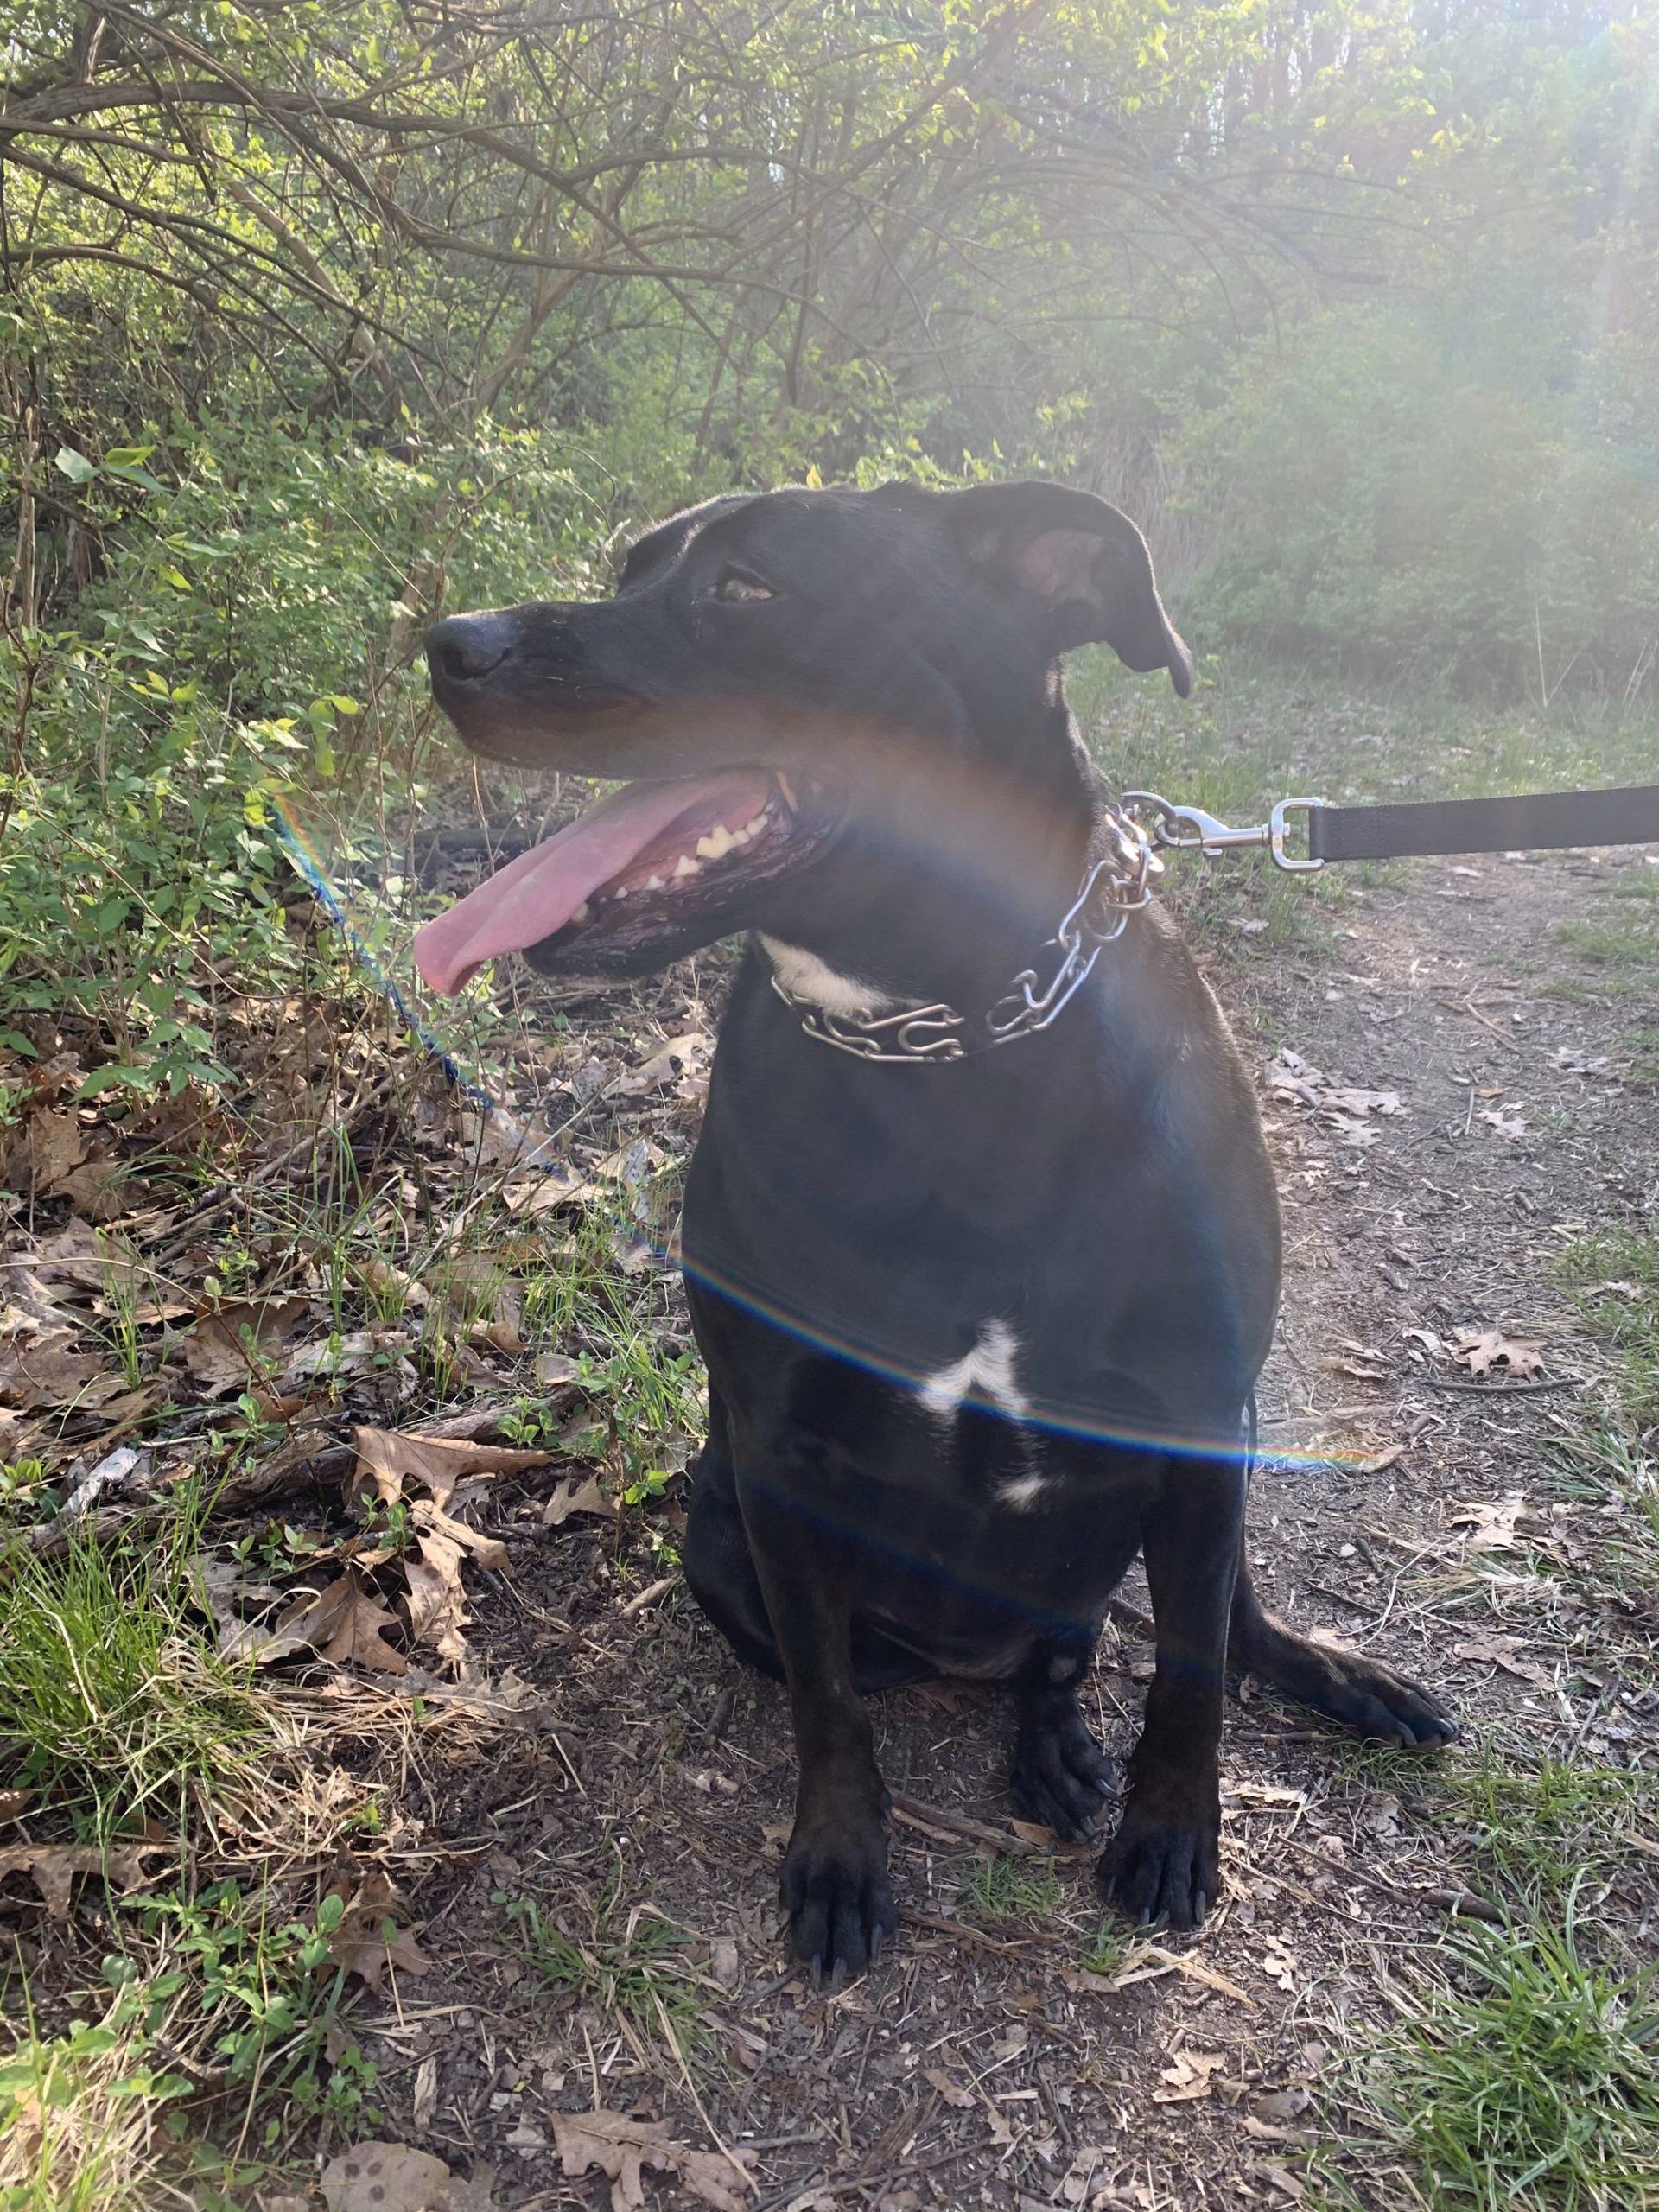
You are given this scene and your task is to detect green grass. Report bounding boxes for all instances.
[0,1509,280,1840]
[1334,1741,1649,1918]
[959,1852,1062,1925]
[1313,1744,1659,2209]
[1079,1916,1132,1977]
[1554,1229,1659,1429]
[503,1881,708,2072]
[0,1883,380,2211]
[1363,1899,1659,2211]
[0,1998,191,2212]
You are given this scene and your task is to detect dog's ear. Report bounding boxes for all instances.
[921,480,1193,696]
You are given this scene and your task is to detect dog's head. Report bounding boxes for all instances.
[415,480,1189,995]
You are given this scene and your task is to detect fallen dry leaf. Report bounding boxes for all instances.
[6,1105,86,1192]
[1453,1327,1546,1381]
[1153,2049,1229,2105]
[0,1325,126,1412]
[1478,1107,1529,1141]
[226,1569,406,1672]
[24,1218,138,1294]
[1321,1087,1402,1118]
[325,1868,432,1993]
[611,1027,711,1099]
[922,2066,976,2110]
[320,2142,453,2212]
[318,1572,409,1674]
[1266,1052,1403,1127]
[542,1472,614,1527]
[416,1498,507,1572]
[1452,1633,1556,1691]
[1255,2087,1314,2125]
[403,1527,474,1671]
[53,1152,126,1219]
[1448,1493,1529,1553]
[182,1295,310,1395]
[0,1840,168,1919]
[550,2110,749,2212]
[387,1666,550,1726]
[1357,1441,1407,1475]
[353,1426,552,1510]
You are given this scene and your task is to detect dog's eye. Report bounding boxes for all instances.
[711,569,774,605]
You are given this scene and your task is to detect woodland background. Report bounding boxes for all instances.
[3,0,1658,1094]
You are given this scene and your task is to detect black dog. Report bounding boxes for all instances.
[416,480,1452,1980]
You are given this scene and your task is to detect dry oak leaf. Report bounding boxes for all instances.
[404,1530,472,1671]
[1452,1634,1557,1692]
[5,1105,87,1193]
[353,1425,552,1511]
[1153,2050,1230,2105]
[1448,1494,1529,1554]
[321,2142,454,2212]
[414,1497,508,1572]
[325,1869,432,1993]
[922,2066,976,2110]
[319,1571,409,1674]
[182,1295,310,1395]
[24,1217,136,1294]
[1452,1328,1546,1381]
[0,1325,126,1412]
[0,1840,168,1920]
[550,2110,750,2212]
[542,1472,615,1527]
[225,1568,407,1672]
[1478,1107,1529,1141]
[1321,1087,1402,1117]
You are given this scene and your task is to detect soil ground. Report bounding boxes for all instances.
[337,840,1658,2212]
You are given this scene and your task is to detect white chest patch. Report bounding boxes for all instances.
[919,1322,1051,1510]
[760,936,896,1020]
[918,1319,1030,1421]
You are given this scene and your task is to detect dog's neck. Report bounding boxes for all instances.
[758,700,1101,1015]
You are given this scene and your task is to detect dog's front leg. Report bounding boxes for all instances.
[737,1479,895,1983]
[1102,1459,1245,1929]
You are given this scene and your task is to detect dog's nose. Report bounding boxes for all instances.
[425,613,518,685]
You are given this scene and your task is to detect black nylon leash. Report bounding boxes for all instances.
[1128,784,1659,871]
[1308,784,1659,864]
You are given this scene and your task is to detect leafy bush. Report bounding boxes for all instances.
[1177,296,1659,699]
[0,413,620,1098]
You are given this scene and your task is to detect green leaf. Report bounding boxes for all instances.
[54,446,98,484]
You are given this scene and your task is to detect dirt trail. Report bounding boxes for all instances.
[382,847,1658,2212]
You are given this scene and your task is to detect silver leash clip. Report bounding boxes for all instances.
[1123,792,1326,873]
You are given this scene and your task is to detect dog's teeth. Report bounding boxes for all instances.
[741,811,766,836]
[570,901,591,925]
[613,884,629,899]
[645,874,664,891]
[696,824,736,861]
[671,853,700,880]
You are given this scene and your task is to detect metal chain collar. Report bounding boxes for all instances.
[770,810,1160,1065]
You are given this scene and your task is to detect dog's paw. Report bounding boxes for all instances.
[1303,1649,1457,1749]
[1011,1699,1117,1841]
[1099,1783,1220,1930]
[780,1817,895,1985]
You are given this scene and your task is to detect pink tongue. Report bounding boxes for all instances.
[413,772,770,996]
